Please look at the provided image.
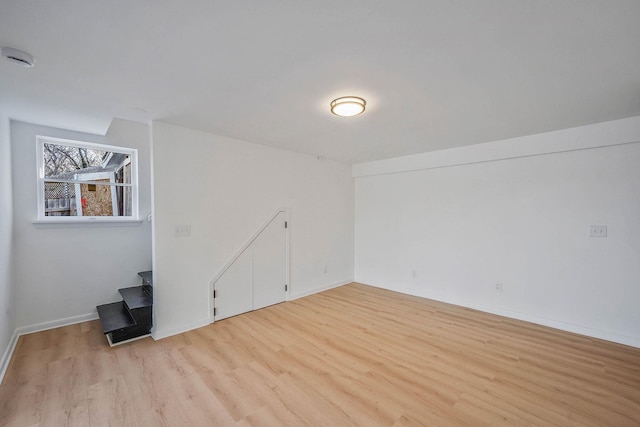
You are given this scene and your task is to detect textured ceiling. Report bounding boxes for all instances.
[1,1,639,164]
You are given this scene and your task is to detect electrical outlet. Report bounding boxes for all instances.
[495,283,503,292]
[411,269,417,279]
[590,225,607,238]
[174,224,191,237]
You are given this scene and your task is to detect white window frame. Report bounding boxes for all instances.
[36,135,140,223]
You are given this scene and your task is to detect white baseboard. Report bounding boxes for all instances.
[151,318,210,341]
[15,312,99,336]
[361,281,640,349]
[289,279,353,300]
[462,302,640,349]
[1,312,99,385]
[0,330,19,385]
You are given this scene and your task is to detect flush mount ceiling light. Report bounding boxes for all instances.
[1,47,35,67]
[330,96,366,117]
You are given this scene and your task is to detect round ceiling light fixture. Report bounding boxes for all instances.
[1,47,35,67]
[330,96,366,117]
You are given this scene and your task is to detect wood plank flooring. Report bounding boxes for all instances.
[1,283,639,426]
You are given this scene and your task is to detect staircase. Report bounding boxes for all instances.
[96,271,153,346]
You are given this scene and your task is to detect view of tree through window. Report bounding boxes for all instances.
[37,137,137,220]
[43,143,106,177]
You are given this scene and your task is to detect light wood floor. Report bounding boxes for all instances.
[1,283,639,426]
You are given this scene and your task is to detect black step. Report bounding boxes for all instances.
[119,286,152,309]
[119,286,152,329]
[109,325,151,345]
[96,301,136,334]
[96,272,153,346]
[138,270,153,287]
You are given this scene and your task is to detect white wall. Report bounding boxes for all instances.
[151,121,354,339]
[0,109,16,379]
[10,119,152,329]
[354,116,640,347]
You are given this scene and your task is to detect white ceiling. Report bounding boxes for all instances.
[1,1,639,164]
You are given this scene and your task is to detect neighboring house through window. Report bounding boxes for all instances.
[36,136,138,221]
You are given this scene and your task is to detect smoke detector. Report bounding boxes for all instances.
[2,47,35,67]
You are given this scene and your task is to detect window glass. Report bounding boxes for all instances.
[37,136,138,221]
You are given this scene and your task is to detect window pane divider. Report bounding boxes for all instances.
[42,178,133,187]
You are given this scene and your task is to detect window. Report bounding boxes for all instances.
[36,136,139,222]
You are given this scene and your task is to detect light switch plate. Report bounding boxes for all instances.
[590,225,607,238]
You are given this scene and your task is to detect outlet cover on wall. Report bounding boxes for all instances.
[590,225,607,238]
[175,224,191,237]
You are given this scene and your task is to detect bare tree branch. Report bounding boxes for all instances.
[43,143,105,177]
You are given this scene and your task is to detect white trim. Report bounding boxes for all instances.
[73,172,114,182]
[353,116,640,177]
[110,173,118,215]
[37,135,134,154]
[74,181,83,216]
[208,280,215,324]
[151,318,210,340]
[43,178,133,187]
[0,330,19,385]
[289,279,353,300]
[284,208,290,301]
[33,219,144,227]
[361,280,640,349]
[15,312,98,336]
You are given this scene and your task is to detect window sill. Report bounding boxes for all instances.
[33,218,145,228]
